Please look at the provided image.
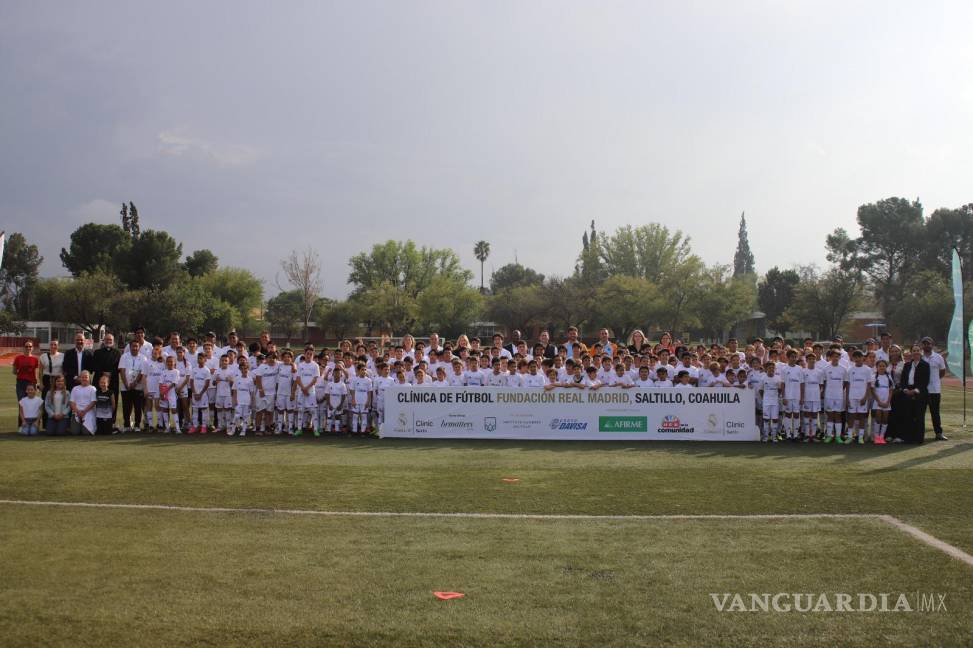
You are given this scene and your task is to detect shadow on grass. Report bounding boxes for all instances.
[0,431,945,465]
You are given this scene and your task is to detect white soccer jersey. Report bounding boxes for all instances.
[276,363,295,395]
[233,374,255,406]
[847,365,873,401]
[781,364,805,400]
[191,366,212,393]
[633,378,655,389]
[447,372,467,387]
[327,381,348,409]
[295,362,320,394]
[213,367,234,398]
[522,373,547,388]
[350,376,373,407]
[255,363,279,395]
[465,370,485,386]
[803,366,824,400]
[760,374,783,408]
[823,364,848,400]
[486,371,508,387]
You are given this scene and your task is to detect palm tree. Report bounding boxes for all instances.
[474,240,490,293]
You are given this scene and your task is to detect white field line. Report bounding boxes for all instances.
[1,499,971,568]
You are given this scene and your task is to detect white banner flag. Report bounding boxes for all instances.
[381,386,759,441]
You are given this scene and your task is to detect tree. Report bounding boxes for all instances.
[39,271,133,337]
[348,240,472,299]
[0,232,43,318]
[661,256,705,334]
[316,300,361,340]
[357,281,418,335]
[60,223,130,277]
[197,267,263,329]
[485,285,547,334]
[575,221,607,287]
[733,212,755,276]
[116,229,184,289]
[184,249,219,277]
[887,270,954,342]
[279,247,322,340]
[473,240,490,293]
[490,263,545,292]
[691,265,757,340]
[264,290,304,345]
[757,267,800,334]
[416,276,484,338]
[832,197,925,319]
[589,275,663,341]
[786,267,862,340]
[536,276,591,337]
[923,205,973,281]
[595,223,697,284]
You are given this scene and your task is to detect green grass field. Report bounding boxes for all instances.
[1,374,971,646]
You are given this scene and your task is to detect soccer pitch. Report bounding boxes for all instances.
[1,376,971,646]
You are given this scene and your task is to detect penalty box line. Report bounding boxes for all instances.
[0,499,971,568]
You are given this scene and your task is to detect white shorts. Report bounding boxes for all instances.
[207,387,217,402]
[847,398,869,414]
[147,389,160,400]
[782,399,801,414]
[214,395,233,409]
[802,400,821,414]
[762,402,780,420]
[872,402,891,412]
[824,398,844,413]
[235,404,252,420]
[255,394,273,412]
[161,390,178,409]
[191,392,209,409]
[275,393,293,410]
[295,389,317,409]
[351,403,369,414]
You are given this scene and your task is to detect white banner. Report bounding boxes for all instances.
[381,386,759,441]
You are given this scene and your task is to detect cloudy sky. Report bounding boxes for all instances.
[2,1,971,297]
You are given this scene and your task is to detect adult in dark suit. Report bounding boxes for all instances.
[62,331,95,390]
[93,333,122,422]
[895,344,930,444]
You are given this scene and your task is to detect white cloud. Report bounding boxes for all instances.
[157,130,258,167]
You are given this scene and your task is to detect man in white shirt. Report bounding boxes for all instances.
[118,339,146,432]
[921,336,948,441]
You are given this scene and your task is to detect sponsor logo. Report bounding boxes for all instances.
[484,417,497,432]
[658,415,694,434]
[724,420,746,434]
[598,416,648,432]
[549,418,588,431]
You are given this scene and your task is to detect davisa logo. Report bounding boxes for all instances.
[549,418,588,431]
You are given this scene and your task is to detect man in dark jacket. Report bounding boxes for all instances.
[93,333,122,422]
[62,331,95,390]
[898,344,930,444]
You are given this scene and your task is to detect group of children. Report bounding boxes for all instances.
[92,331,905,444]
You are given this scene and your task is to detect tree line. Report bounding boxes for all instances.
[0,196,969,342]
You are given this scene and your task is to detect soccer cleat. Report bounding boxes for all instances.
[187,426,196,434]
[823,435,833,444]
[313,428,322,438]
[226,428,235,437]
[293,429,302,437]
[200,425,208,434]
[873,436,885,445]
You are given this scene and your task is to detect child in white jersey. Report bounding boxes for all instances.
[349,362,373,435]
[189,352,212,434]
[870,359,893,445]
[759,361,783,442]
[230,359,255,436]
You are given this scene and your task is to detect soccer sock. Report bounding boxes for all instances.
[172,413,179,429]
[827,422,834,438]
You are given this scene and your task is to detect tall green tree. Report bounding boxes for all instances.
[357,281,419,335]
[490,263,545,292]
[733,212,756,277]
[473,240,490,293]
[596,223,697,284]
[416,275,484,338]
[348,240,472,300]
[691,265,757,339]
[589,275,663,341]
[264,290,304,345]
[315,299,361,340]
[757,267,800,334]
[485,284,547,334]
[0,232,43,318]
[60,223,130,277]
[830,197,925,318]
[184,249,219,277]
[887,270,954,342]
[786,267,862,340]
[923,204,973,281]
[197,267,264,329]
[116,230,184,289]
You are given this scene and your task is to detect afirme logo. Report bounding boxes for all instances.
[710,592,948,613]
[598,416,648,432]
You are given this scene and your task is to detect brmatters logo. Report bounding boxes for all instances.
[658,415,694,434]
[549,418,588,431]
